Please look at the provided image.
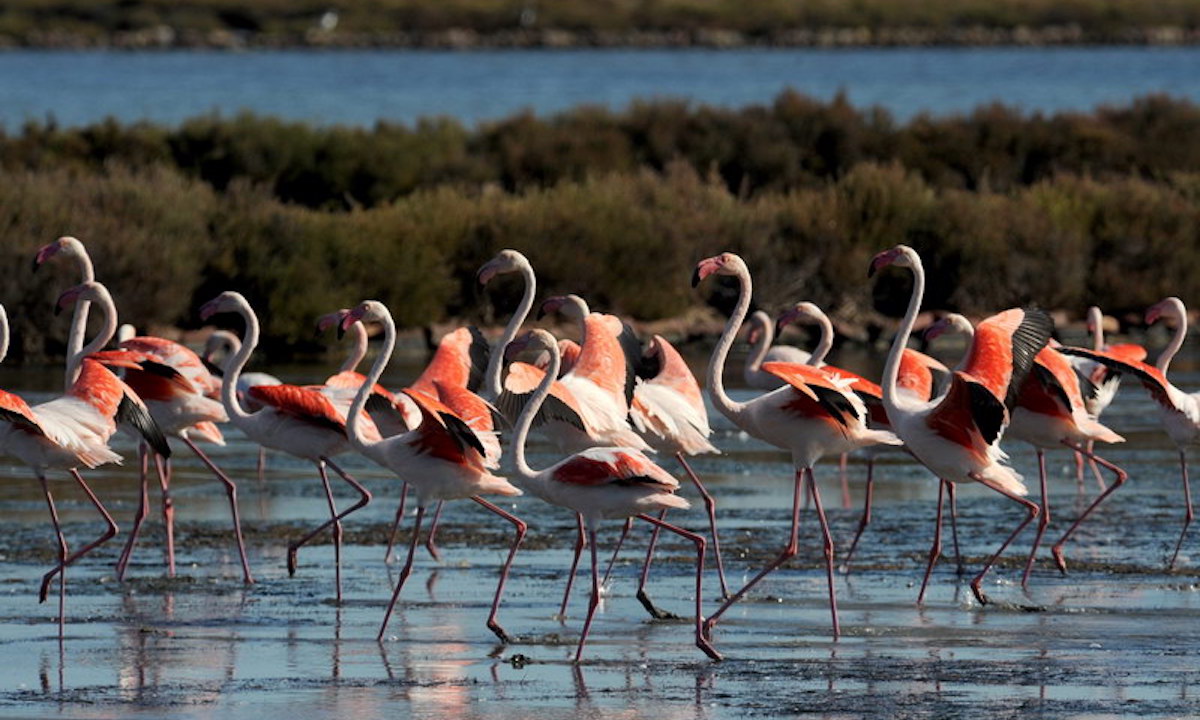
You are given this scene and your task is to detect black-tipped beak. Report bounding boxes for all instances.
[53,303,63,316]
[691,267,702,288]
[774,319,787,336]
[336,325,346,340]
[536,306,546,320]
[867,263,877,279]
[31,257,40,273]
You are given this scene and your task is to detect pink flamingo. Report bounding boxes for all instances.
[694,253,900,640]
[869,245,1054,605]
[54,281,255,584]
[202,329,284,482]
[199,292,374,603]
[1059,297,1197,569]
[504,328,720,662]
[926,313,1127,585]
[0,305,170,636]
[338,300,524,643]
[743,310,822,390]
[33,236,94,388]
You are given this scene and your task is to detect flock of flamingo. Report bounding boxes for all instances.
[1,237,1195,663]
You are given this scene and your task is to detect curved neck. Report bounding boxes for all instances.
[745,312,771,373]
[348,313,395,451]
[340,321,368,373]
[222,299,259,422]
[808,311,834,366]
[511,344,559,480]
[882,260,926,409]
[78,286,118,359]
[708,268,750,421]
[64,252,96,388]
[1089,307,1103,351]
[1158,306,1188,375]
[483,263,536,400]
[0,305,8,364]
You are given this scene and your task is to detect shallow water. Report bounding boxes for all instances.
[1,350,1199,718]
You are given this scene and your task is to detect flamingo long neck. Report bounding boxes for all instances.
[340,321,368,373]
[64,249,97,388]
[707,267,751,422]
[483,263,536,400]
[808,309,835,366]
[78,285,118,358]
[1157,301,1188,375]
[0,305,8,364]
[1088,307,1103,351]
[511,342,559,480]
[745,312,772,374]
[222,299,259,423]
[881,257,926,411]
[347,311,395,452]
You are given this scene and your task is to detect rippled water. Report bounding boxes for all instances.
[0,343,1198,718]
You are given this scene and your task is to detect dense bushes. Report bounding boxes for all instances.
[4,93,1200,212]
[3,159,1199,361]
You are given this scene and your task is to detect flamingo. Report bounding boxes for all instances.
[33,236,93,388]
[199,292,373,603]
[693,252,901,640]
[539,293,728,614]
[743,308,828,390]
[0,303,170,636]
[1058,297,1197,569]
[868,244,1054,604]
[337,300,524,643]
[200,329,282,483]
[54,281,255,584]
[926,313,1127,585]
[504,328,720,662]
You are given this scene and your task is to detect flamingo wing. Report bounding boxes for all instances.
[0,390,44,436]
[761,361,862,427]
[248,384,347,432]
[1058,346,1173,407]
[117,391,172,457]
[432,381,500,433]
[961,308,1054,410]
[552,447,678,491]
[498,362,587,432]
[926,372,1008,453]
[400,389,487,466]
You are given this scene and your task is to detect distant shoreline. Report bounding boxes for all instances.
[5,25,1200,51]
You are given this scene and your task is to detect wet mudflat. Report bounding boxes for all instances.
[0,366,1198,719]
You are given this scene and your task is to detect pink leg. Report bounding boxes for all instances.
[473,496,527,643]
[969,472,1041,605]
[838,453,851,509]
[156,453,175,577]
[636,513,722,661]
[38,470,119,603]
[1170,450,1193,570]
[677,452,730,598]
[558,513,586,619]
[573,527,601,663]
[1087,440,1106,492]
[917,480,946,605]
[377,506,425,641]
[425,501,444,562]
[383,482,410,564]
[1021,450,1052,587]
[703,470,804,638]
[601,517,632,587]
[287,458,372,600]
[115,445,151,581]
[807,468,841,639]
[182,437,254,584]
[1073,449,1086,492]
[947,480,963,573]
[634,509,679,620]
[840,458,874,574]
[1051,440,1128,573]
[37,475,68,639]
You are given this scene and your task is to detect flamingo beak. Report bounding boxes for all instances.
[1145,302,1166,325]
[199,298,222,321]
[315,310,345,337]
[924,320,948,341]
[33,243,59,272]
[477,259,501,286]
[746,326,761,345]
[692,257,723,287]
[774,308,799,337]
[868,248,898,278]
[54,286,82,315]
[503,332,533,362]
[339,306,366,339]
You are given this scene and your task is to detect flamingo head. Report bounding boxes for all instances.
[202,330,240,363]
[868,245,918,277]
[744,310,770,345]
[692,252,743,287]
[54,281,106,316]
[925,313,972,342]
[33,236,85,272]
[341,300,389,338]
[199,291,246,322]
[477,249,528,286]
[775,301,823,337]
[537,294,588,321]
[505,329,556,362]
[1146,297,1185,326]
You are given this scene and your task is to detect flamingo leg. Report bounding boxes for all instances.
[601,517,632,587]
[558,513,586,619]
[115,444,151,581]
[1170,450,1193,570]
[636,513,722,661]
[968,472,1040,605]
[287,458,372,597]
[1021,450,1052,588]
[1050,440,1128,573]
[37,475,68,639]
[807,467,841,638]
[425,501,444,562]
[383,482,410,564]
[38,470,118,604]
[181,436,254,584]
[703,470,803,639]
[573,528,601,664]
[917,480,946,605]
[156,453,175,577]
[377,506,424,641]
[947,480,962,573]
[256,447,267,483]
[1086,440,1107,492]
[677,452,730,599]
[838,453,851,509]
[840,458,874,574]
[1073,449,1086,492]
[472,496,527,643]
[634,509,679,620]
